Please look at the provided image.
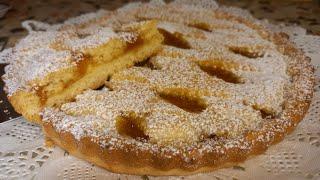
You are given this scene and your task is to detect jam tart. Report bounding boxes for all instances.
[5,0,315,176]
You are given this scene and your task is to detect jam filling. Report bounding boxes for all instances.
[36,34,144,106]
[158,28,191,49]
[125,34,144,51]
[35,85,48,106]
[198,61,243,84]
[229,46,264,58]
[159,88,207,113]
[116,112,149,140]
[189,22,212,32]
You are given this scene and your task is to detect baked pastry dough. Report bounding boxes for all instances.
[1,11,163,123]
[7,0,316,176]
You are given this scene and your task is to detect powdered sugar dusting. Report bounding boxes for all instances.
[41,0,314,162]
[63,25,117,51]
[1,10,141,96]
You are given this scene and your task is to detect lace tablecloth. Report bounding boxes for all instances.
[0,11,320,180]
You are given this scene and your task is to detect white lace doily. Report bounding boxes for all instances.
[0,18,320,180]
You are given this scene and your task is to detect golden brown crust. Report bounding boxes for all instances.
[42,6,314,176]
